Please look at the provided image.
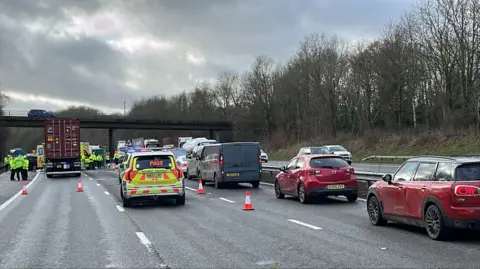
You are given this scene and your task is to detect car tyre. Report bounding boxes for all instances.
[425,204,449,241]
[176,193,186,205]
[214,174,221,189]
[274,180,285,199]
[367,196,387,226]
[346,194,357,202]
[251,181,260,188]
[298,183,309,204]
[46,174,52,178]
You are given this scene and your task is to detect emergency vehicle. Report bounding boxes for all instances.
[119,150,185,207]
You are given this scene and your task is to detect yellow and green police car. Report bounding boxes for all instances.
[120,151,185,207]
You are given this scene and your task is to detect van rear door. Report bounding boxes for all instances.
[222,143,260,181]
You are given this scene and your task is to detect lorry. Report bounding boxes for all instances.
[163,136,179,147]
[44,118,81,178]
[144,138,160,148]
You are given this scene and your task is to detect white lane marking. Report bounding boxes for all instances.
[104,191,110,196]
[260,182,274,186]
[116,205,125,212]
[90,177,93,180]
[287,219,323,230]
[219,197,235,203]
[185,186,197,191]
[380,247,387,250]
[358,198,367,202]
[0,172,40,213]
[136,232,154,252]
[96,183,101,186]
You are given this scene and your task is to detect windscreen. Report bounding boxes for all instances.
[310,157,349,169]
[170,149,187,158]
[134,155,174,170]
[328,146,346,152]
[455,163,480,181]
[223,144,259,167]
[118,146,125,152]
[310,147,328,154]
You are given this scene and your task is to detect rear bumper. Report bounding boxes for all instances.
[219,175,261,183]
[308,186,357,197]
[445,218,480,230]
[125,187,185,199]
[46,171,81,175]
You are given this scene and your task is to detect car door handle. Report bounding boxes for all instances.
[421,186,427,190]
[397,186,405,189]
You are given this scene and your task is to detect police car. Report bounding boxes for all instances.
[119,150,185,207]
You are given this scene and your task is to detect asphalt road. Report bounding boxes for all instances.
[267,160,400,174]
[0,171,166,268]
[81,169,480,268]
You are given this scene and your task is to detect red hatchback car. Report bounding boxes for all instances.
[367,156,480,240]
[274,154,358,203]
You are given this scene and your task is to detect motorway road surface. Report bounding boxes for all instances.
[267,160,400,174]
[0,168,478,268]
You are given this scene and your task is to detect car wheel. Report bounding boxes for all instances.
[367,196,387,226]
[186,168,191,180]
[176,193,186,205]
[274,180,285,199]
[251,181,260,188]
[298,183,309,204]
[425,204,449,240]
[347,194,357,202]
[121,189,132,208]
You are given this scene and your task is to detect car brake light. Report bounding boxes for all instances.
[125,169,136,181]
[455,185,480,196]
[259,155,262,163]
[219,155,224,165]
[182,163,187,167]
[171,168,183,179]
[307,170,321,175]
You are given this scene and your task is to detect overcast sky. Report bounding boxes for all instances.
[0,0,414,115]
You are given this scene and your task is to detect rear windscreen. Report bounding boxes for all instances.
[310,147,328,154]
[134,155,174,170]
[455,163,480,181]
[223,144,259,167]
[170,149,187,158]
[310,157,349,169]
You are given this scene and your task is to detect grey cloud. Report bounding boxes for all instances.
[1,0,415,113]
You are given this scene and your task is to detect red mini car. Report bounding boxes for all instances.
[367,156,480,240]
[274,154,358,203]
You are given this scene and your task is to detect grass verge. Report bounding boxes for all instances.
[268,129,480,163]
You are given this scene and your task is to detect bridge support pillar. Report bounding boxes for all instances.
[209,129,221,142]
[108,128,114,159]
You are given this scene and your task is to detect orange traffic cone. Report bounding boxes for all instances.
[21,183,28,195]
[243,191,254,211]
[76,179,84,192]
[197,180,205,194]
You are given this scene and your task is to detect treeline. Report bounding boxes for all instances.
[3,0,480,154]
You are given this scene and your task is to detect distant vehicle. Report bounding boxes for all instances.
[178,137,193,148]
[197,142,262,188]
[176,155,188,174]
[261,149,269,163]
[275,154,357,204]
[28,109,55,118]
[25,154,37,171]
[182,137,207,152]
[323,145,352,165]
[144,138,160,148]
[367,156,480,240]
[44,118,81,177]
[119,151,185,207]
[185,145,204,180]
[169,148,187,159]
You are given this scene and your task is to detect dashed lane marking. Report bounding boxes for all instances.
[287,219,323,230]
[96,183,101,186]
[185,187,197,191]
[104,191,110,196]
[116,205,125,212]
[219,197,235,203]
[136,232,154,252]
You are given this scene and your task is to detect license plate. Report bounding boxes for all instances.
[147,173,163,178]
[57,165,62,168]
[327,184,345,190]
[64,164,69,169]
[226,173,239,177]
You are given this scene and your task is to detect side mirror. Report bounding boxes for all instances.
[280,166,286,172]
[186,154,192,159]
[382,174,393,184]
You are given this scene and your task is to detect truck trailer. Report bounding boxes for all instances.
[44,118,81,178]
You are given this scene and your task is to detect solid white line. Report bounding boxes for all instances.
[219,197,235,203]
[104,191,110,196]
[0,172,40,213]
[260,182,274,186]
[96,183,101,186]
[287,219,323,230]
[116,205,125,212]
[185,186,197,191]
[136,232,154,252]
